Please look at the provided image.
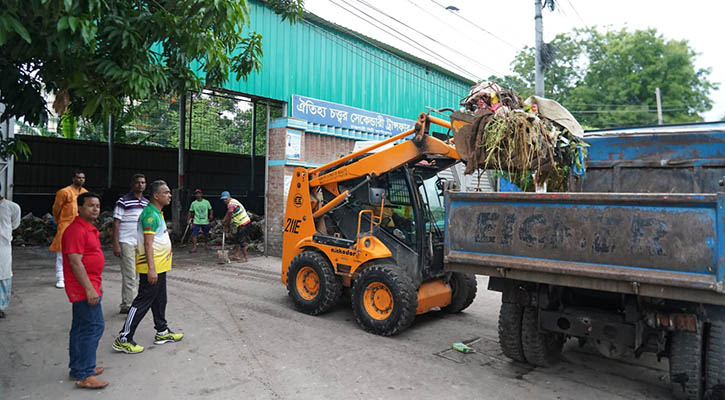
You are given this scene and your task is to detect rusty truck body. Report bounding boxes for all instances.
[444,121,725,400]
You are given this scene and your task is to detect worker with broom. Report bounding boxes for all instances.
[220,191,251,263]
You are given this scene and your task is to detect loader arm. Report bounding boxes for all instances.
[309,113,460,188]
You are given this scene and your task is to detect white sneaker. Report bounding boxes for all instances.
[55,280,64,289]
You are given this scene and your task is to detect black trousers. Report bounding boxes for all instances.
[118,272,167,342]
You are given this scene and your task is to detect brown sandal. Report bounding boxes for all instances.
[75,375,108,389]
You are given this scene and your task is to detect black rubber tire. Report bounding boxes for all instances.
[669,321,704,400]
[498,302,527,363]
[442,272,478,313]
[286,251,342,316]
[351,264,418,336]
[706,320,725,399]
[521,306,564,367]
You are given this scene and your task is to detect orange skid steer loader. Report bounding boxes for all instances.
[281,113,477,336]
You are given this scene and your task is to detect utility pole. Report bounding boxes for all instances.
[534,0,544,96]
[655,87,664,125]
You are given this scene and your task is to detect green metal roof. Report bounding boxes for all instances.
[220,0,475,121]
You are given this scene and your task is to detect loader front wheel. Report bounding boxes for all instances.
[352,264,417,336]
[286,251,341,315]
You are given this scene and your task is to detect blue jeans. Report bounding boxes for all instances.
[69,298,105,379]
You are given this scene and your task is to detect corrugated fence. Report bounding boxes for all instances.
[14,135,265,219]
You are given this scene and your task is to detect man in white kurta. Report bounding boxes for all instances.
[0,186,21,318]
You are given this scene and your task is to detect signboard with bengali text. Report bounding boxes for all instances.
[291,94,414,137]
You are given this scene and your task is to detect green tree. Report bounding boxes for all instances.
[507,28,717,128]
[0,0,303,126]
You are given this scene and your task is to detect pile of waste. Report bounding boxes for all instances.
[13,210,266,252]
[451,81,588,186]
[93,211,115,245]
[205,212,265,252]
[12,213,56,246]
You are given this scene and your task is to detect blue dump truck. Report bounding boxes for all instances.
[444,122,725,400]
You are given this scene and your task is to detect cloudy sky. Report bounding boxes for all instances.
[304,0,724,121]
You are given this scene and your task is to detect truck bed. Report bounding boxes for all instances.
[444,191,725,305]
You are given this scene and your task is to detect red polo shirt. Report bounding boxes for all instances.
[62,216,105,303]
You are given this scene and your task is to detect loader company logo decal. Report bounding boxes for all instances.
[330,248,357,257]
[284,218,301,234]
[294,194,303,207]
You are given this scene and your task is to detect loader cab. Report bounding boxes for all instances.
[325,155,456,286]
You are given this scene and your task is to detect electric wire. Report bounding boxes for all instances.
[327,0,478,80]
[356,0,503,76]
[405,0,514,72]
[428,0,520,50]
[299,17,469,99]
[564,0,590,31]
[570,108,690,114]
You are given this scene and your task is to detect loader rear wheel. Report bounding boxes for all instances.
[669,320,704,399]
[706,320,725,399]
[498,302,527,363]
[442,272,478,313]
[352,264,417,336]
[286,251,341,315]
[521,306,564,367]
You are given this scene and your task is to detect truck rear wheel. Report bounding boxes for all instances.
[498,302,527,363]
[352,264,417,336]
[521,306,564,367]
[669,321,704,399]
[286,251,342,315]
[442,272,478,313]
[705,320,725,398]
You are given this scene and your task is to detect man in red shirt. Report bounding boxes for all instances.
[62,192,108,389]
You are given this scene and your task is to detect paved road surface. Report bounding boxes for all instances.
[0,246,673,399]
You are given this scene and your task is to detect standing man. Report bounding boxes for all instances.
[187,188,213,253]
[50,169,87,288]
[112,174,148,314]
[62,192,108,389]
[221,191,251,263]
[0,182,21,319]
[113,180,183,354]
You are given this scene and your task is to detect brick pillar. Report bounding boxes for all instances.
[265,119,305,256]
[264,118,357,256]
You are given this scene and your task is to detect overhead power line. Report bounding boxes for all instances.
[327,0,478,80]
[428,0,520,50]
[570,108,690,114]
[356,0,502,76]
[564,0,590,30]
[299,18,468,99]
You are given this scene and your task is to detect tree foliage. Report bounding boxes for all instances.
[0,0,303,126]
[493,28,717,128]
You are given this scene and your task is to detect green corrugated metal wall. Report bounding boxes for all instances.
[220,0,474,120]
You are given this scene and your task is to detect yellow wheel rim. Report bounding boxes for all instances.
[363,282,394,320]
[296,266,319,301]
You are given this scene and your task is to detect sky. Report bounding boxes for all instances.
[304,0,724,121]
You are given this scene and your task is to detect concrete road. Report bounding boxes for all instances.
[1,246,673,399]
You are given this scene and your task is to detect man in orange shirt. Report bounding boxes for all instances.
[50,170,88,288]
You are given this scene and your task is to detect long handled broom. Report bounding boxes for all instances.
[217,230,231,264]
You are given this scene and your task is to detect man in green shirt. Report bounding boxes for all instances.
[112,180,183,354]
[187,189,213,253]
